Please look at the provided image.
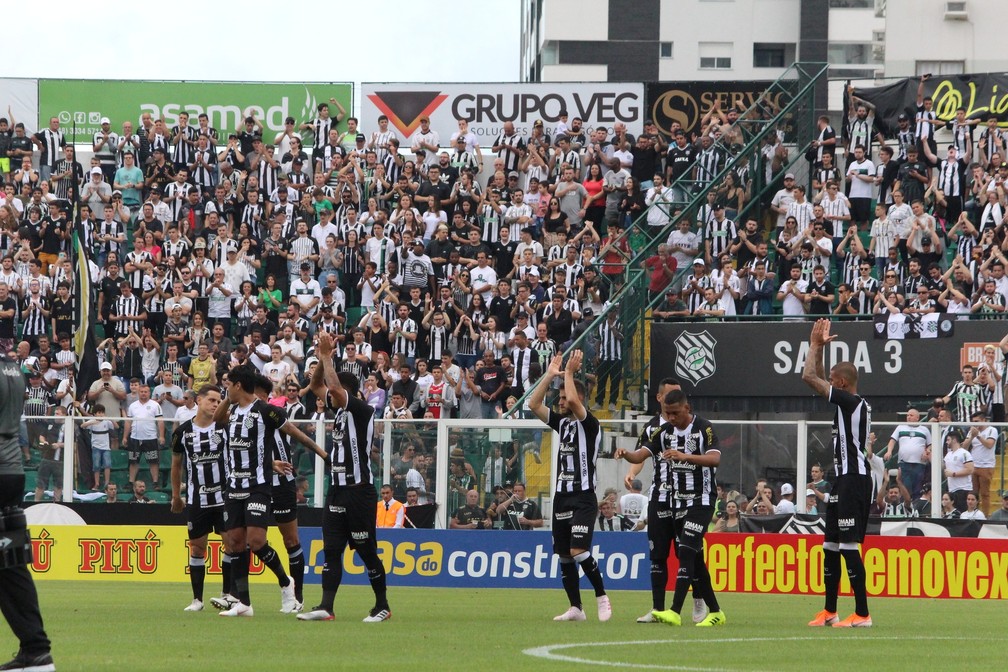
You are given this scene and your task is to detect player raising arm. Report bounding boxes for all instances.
[530,351,612,623]
[802,318,874,628]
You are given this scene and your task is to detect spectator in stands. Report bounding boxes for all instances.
[964,410,998,515]
[450,489,491,530]
[883,408,931,499]
[942,428,974,511]
[989,491,1008,521]
[128,479,154,504]
[960,492,986,520]
[774,484,796,514]
[104,482,119,504]
[496,482,543,530]
[937,365,989,422]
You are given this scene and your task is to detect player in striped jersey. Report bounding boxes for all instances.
[803,319,874,628]
[213,365,297,617]
[529,351,611,623]
[171,385,229,613]
[616,379,714,624]
[251,373,326,613]
[299,332,392,623]
[641,388,725,627]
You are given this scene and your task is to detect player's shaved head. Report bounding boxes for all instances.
[831,362,858,388]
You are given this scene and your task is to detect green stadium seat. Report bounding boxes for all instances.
[111,450,129,471]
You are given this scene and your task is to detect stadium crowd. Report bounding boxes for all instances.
[3,77,1006,510]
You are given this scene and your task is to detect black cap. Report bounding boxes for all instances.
[355,133,366,142]
[921,235,932,245]
[897,113,909,121]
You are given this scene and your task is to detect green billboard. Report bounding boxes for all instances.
[38,79,352,141]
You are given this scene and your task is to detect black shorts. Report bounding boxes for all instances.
[187,505,226,540]
[322,483,378,550]
[672,505,713,552]
[224,488,272,531]
[551,491,598,556]
[128,438,159,464]
[849,198,872,223]
[647,501,677,561]
[271,479,298,524]
[825,474,873,544]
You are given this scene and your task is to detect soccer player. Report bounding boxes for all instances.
[802,319,873,627]
[529,350,611,622]
[615,387,716,624]
[251,372,327,613]
[214,364,298,617]
[0,352,55,672]
[171,385,229,612]
[298,331,392,623]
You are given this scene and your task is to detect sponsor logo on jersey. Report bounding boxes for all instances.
[554,510,573,520]
[351,531,370,541]
[228,491,250,500]
[656,509,674,519]
[247,502,268,514]
[198,485,221,494]
[838,517,855,528]
[571,525,589,535]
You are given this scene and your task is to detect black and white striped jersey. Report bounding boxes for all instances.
[597,318,622,361]
[326,394,376,487]
[658,415,720,508]
[112,294,144,337]
[172,419,227,508]
[847,116,875,155]
[391,318,417,358]
[19,296,49,337]
[308,117,333,151]
[35,128,65,168]
[189,150,217,191]
[548,408,601,494]
[694,146,724,187]
[226,399,287,491]
[124,250,152,291]
[937,158,966,197]
[170,126,198,166]
[915,105,936,140]
[268,423,295,488]
[896,128,916,161]
[828,386,871,477]
[530,337,558,370]
[163,181,192,223]
[427,324,450,361]
[494,132,525,173]
[945,381,990,423]
[95,219,125,256]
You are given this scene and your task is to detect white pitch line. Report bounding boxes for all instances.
[522,635,975,671]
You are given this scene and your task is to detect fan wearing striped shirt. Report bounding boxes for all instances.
[529,351,612,623]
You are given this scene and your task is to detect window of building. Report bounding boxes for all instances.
[827,43,873,65]
[915,60,965,76]
[699,42,733,70]
[753,43,794,68]
[659,42,673,59]
[541,41,558,66]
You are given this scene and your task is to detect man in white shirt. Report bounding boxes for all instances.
[666,218,700,276]
[645,174,674,230]
[883,408,931,500]
[774,483,797,514]
[470,252,498,304]
[289,262,322,322]
[619,479,648,530]
[776,264,809,318]
[845,144,875,227]
[411,116,440,167]
[122,382,165,488]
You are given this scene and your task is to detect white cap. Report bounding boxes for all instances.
[90,166,103,175]
[806,489,817,497]
[100,116,110,125]
[780,483,794,496]
[99,362,113,371]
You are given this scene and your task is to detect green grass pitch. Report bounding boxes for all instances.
[2,582,1002,671]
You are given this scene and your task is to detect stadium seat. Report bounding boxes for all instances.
[111,450,129,471]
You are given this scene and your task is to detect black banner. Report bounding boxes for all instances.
[647,81,779,138]
[844,72,1008,138]
[738,513,1008,538]
[650,320,1005,400]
